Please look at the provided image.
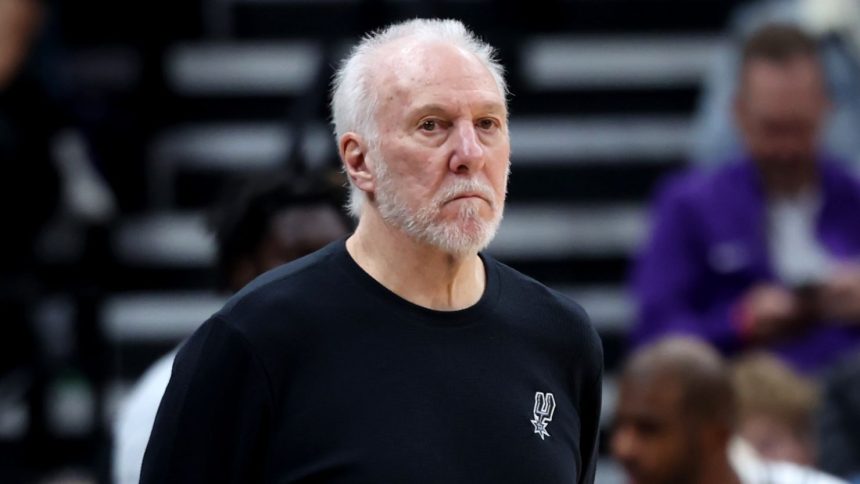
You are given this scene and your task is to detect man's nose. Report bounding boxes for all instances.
[449,122,485,174]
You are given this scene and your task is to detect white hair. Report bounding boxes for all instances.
[330,18,508,218]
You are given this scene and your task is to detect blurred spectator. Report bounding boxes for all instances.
[611,336,845,484]
[630,25,860,374]
[2,0,120,479]
[732,352,820,466]
[817,351,860,483]
[691,0,860,170]
[1,0,67,479]
[210,172,350,292]
[0,0,59,280]
[112,173,350,484]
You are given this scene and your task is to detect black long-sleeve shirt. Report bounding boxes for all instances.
[141,240,603,483]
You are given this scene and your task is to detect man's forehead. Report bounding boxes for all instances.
[618,375,685,416]
[743,58,824,92]
[373,39,502,97]
[379,38,475,68]
[741,62,827,118]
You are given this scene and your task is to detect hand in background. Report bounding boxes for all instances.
[738,284,807,343]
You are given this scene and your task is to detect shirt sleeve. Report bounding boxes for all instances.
[574,318,604,484]
[140,316,274,483]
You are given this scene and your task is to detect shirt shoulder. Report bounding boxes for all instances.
[224,240,343,311]
[820,157,860,196]
[488,257,603,364]
[214,240,348,333]
[199,240,354,377]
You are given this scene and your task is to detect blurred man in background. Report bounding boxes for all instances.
[631,24,860,374]
[691,0,860,169]
[112,173,350,484]
[611,337,844,484]
[731,352,820,467]
[210,174,350,293]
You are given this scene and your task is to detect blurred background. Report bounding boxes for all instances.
[2,0,859,482]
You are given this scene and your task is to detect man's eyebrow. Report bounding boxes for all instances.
[407,102,507,117]
[475,102,507,115]
[408,103,449,116]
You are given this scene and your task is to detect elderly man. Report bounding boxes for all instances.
[140,19,603,483]
[612,337,845,484]
[631,24,860,374]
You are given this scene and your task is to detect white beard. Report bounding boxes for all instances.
[372,155,505,256]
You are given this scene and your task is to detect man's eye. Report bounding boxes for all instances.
[421,120,437,131]
[478,119,497,130]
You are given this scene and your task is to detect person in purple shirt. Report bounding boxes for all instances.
[631,24,860,374]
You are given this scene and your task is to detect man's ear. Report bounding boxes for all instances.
[340,133,375,194]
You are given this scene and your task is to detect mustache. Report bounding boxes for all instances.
[436,179,496,207]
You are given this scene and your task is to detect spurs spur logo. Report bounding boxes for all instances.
[531,391,556,440]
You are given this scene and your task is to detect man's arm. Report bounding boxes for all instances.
[575,320,604,484]
[140,316,273,483]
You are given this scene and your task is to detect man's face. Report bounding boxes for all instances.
[368,41,510,255]
[734,57,829,174]
[611,377,701,484]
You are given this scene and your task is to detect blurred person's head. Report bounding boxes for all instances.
[733,24,830,196]
[611,337,738,484]
[0,0,43,89]
[330,19,510,256]
[212,173,351,293]
[731,352,820,466]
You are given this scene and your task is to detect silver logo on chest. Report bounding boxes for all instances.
[531,392,556,440]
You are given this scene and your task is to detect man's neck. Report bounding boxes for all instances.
[700,467,742,484]
[759,159,818,200]
[346,210,486,311]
